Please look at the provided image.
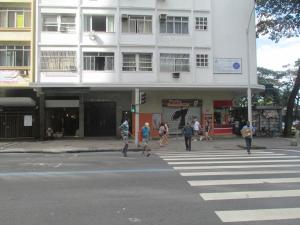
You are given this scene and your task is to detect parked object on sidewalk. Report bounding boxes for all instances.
[182,122,194,151]
[241,121,255,154]
[119,119,130,157]
[141,122,151,157]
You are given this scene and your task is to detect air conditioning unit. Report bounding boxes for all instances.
[159,14,167,20]
[172,72,180,79]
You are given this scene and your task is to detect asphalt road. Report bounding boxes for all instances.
[1,148,300,225]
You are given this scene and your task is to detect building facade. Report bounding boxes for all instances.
[0,0,37,139]
[32,0,262,139]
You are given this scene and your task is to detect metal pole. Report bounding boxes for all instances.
[135,88,140,147]
[246,1,256,128]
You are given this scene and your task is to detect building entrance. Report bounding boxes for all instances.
[84,102,116,136]
[46,108,79,137]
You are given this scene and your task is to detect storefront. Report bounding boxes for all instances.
[213,100,233,135]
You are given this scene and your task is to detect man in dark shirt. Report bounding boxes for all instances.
[182,122,194,151]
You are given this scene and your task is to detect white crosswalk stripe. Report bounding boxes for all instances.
[168,159,300,165]
[200,189,300,201]
[159,150,300,223]
[163,155,299,161]
[174,164,300,170]
[180,170,300,177]
[216,208,300,222]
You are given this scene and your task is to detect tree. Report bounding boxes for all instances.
[256,0,300,137]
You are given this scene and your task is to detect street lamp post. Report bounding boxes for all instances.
[246,1,256,127]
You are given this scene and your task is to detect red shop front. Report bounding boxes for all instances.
[213,100,233,135]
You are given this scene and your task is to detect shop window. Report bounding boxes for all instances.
[213,100,233,128]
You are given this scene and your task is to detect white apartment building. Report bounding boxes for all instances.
[35,0,262,139]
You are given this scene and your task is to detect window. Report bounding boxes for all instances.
[196,54,209,67]
[0,45,30,67]
[122,53,152,72]
[195,17,208,31]
[160,53,190,72]
[160,16,189,34]
[42,14,76,32]
[0,8,31,28]
[83,52,114,71]
[122,15,152,34]
[84,15,114,32]
[40,51,76,72]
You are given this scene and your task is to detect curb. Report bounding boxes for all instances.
[0,148,144,154]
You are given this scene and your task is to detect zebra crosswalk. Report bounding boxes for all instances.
[158,150,300,223]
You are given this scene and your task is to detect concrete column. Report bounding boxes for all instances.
[39,91,45,140]
[79,94,84,138]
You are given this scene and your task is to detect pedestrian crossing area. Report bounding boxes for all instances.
[157,150,300,223]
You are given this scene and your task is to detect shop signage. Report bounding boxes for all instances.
[162,99,202,107]
[24,115,33,127]
[213,58,242,74]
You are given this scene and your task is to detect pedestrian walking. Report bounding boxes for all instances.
[159,122,166,147]
[164,123,169,145]
[119,119,130,157]
[182,122,194,151]
[141,122,151,157]
[204,119,211,141]
[241,121,255,154]
[193,118,202,141]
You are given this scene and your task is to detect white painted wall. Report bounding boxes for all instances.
[36,0,259,89]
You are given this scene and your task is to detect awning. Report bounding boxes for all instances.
[0,97,36,107]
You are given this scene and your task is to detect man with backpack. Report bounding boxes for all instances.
[141,122,151,157]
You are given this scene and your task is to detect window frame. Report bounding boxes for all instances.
[160,53,190,72]
[40,51,77,72]
[83,52,115,71]
[196,54,209,68]
[84,15,114,33]
[122,53,153,72]
[195,16,208,31]
[42,14,76,33]
[160,16,189,35]
[122,15,152,34]
[0,45,30,67]
[0,8,31,29]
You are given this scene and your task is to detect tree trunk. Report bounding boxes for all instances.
[284,66,300,137]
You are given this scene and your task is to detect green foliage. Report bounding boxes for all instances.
[256,0,300,42]
[234,65,299,107]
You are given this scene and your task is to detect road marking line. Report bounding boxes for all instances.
[188,177,300,186]
[180,170,300,176]
[174,164,300,170]
[157,151,273,156]
[168,159,300,165]
[159,153,284,158]
[0,168,174,177]
[215,208,300,222]
[163,156,297,161]
[200,189,300,201]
